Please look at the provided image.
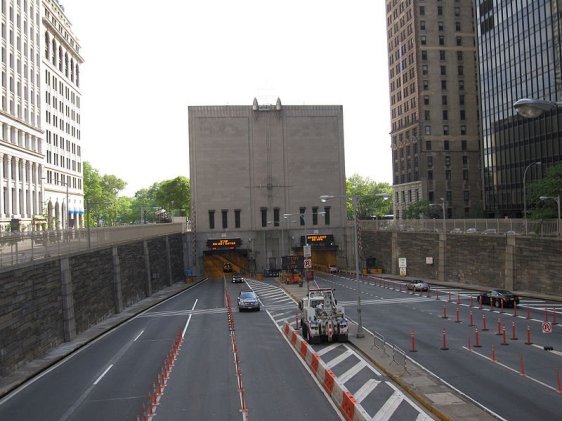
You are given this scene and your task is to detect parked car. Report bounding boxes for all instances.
[232,272,244,283]
[407,280,430,292]
[478,289,520,308]
[223,263,233,273]
[238,290,260,311]
[329,265,338,274]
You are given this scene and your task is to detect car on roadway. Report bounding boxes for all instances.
[232,272,244,283]
[478,289,520,308]
[223,263,233,273]
[238,290,260,311]
[407,280,430,292]
[329,264,338,274]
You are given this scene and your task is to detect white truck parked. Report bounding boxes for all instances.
[298,288,349,343]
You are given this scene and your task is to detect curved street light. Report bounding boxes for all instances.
[320,193,389,338]
[513,98,562,118]
[539,195,561,237]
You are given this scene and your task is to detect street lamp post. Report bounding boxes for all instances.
[320,192,389,338]
[539,195,561,236]
[523,162,542,235]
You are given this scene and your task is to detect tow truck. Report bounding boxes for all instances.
[298,288,348,343]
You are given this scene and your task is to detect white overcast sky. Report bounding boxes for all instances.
[61,0,392,196]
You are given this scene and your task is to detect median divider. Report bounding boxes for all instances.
[283,322,369,421]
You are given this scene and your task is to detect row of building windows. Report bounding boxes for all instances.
[207,207,332,230]
[44,32,80,87]
[0,123,41,153]
[45,169,82,190]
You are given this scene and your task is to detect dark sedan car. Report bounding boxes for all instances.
[232,272,244,283]
[478,289,520,308]
[238,290,260,312]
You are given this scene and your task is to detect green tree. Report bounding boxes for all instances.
[404,200,432,219]
[153,176,191,217]
[83,162,126,226]
[345,175,392,219]
[528,164,562,219]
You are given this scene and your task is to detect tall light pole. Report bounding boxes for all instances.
[523,162,542,235]
[539,195,561,236]
[320,192,389,338]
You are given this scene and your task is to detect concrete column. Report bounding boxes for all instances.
[438,233,446,282]
[6,157,12,217]
[112,246,123,313]
[183,233,190,277]
[0,153,4,218]
[21,161,27,218]
[165,236,173,286]
[144,240,152,297]
[60,257,76,342]
[14,157,20,216]
[391,231,398,275]
[505,235,515,291]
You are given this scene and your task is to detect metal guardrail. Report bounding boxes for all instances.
[0,223,185,269]
[360,218,560,237]
[372,331,408,373]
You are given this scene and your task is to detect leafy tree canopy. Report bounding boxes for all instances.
[528,164,562,219]
[345,174,392,219]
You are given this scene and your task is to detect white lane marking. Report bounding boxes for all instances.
[531,344,562,357]
[463,347,559,393]
[373,389,403,420]
[325,349,353,369]
[354,378,380,404]
[315,343,341,356]
[182,299,198,338]
[93,364,113,385]
[133,330,144,342]
[338,360,367,383]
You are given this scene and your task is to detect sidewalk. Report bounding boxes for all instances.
[275,278,496,421]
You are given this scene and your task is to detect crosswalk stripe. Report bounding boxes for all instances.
[315,343,341,356]
[373,389,403,420]
[354,379,380,404]
[339,360,367,383]
[325,349,353,369]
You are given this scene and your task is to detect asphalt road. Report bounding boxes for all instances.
[314,273,562,421]
[0,279,340,421]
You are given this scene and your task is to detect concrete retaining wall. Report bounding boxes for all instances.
[0,233,187,377]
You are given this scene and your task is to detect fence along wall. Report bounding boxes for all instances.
[0,233,186,377]
[361,230,562,297]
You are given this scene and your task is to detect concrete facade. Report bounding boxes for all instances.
[42,0,85,230]
[188,100,348,273]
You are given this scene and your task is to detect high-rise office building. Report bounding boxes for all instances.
[385,0,482,219]
[42,0,84,229]
[0,0,45,231]
[475,0,562,217]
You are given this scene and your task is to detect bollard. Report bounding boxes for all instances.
[511,321,518,340]
[455,305,461,323]
[474,327,482,348]
[441,328,449,350]
[467,335,472,351]
[525,325,532,345]
[545,305,549,322]
[500,299,504,313]
[513,303,517,317]
[482,313,489,331]
[557,369,562,393]
[442,304,448,319]
[497,318,502,335]
[491,345,496,363]
[478,296,482,310]
[501,325,508,345]
[519,354,526,376]
[436,289,440,301]
[448,291,451,303]
[457,292,460,305]
[552,307,558,325]
[410,330,417,352]
[469,309,474,327]
[527,305,531,320]
[470,295,473,308]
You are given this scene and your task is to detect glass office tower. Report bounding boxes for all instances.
[476,0,562,217]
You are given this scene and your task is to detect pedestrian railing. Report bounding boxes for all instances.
[0,223,185,269]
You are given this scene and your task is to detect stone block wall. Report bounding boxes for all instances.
[0,233,187,377]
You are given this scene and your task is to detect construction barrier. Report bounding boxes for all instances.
[282,322,369,421]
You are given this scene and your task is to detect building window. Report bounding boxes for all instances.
[441,80,447,90]
[456,21,461,31]
[446,170,451,180]
[442,95,448,105]
[261,207,267,227]
[222,210,228,229]
[420,21,426,30]
[446,191,452,202]
[462,140,467,151]
[460,125,467,135]
[423,80,429,90]
[428,170,433,180]
[420,6,425,15]
[463,169,469,180]
[312,207,319,225]
[437,6,443,15]
[235,209,241,228]
[464,191,469,202]
[422,65,428,75]
[443,125,449,135]
[440,50,446,60]
[424,125,431,135]
[460,110,466,120]
[299,207,306,226]
[424,110,430,120]
[438,21,444,31]
[209,210,215,230]
[274,207,280,226]
[440,65,446,75]
[442,110,448,120]
[459,95,465,105]
[457,51,463,61]
[456,37,462,46]
[424,95,430,105]
[444,140,450,150]
[439,36,445,46]
[445,156,451,166]
[427,156,433,167]
[458,65,464,75]
[421,36,427,45]
[324,207,331,225]
[426,141,432,151]
[429,191,434,202]
[422,50,427,60]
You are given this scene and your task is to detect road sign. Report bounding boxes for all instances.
[304,258,312,269]
[542,321,552,334]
